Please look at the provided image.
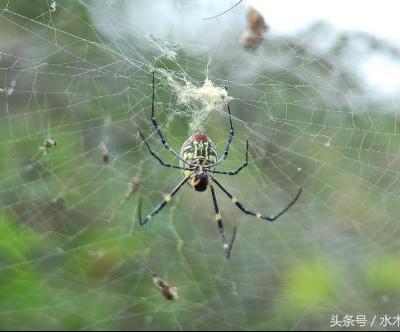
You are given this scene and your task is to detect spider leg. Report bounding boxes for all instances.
[138,177,188,225]
[208,87,234,167]
[202,0,244,21]
[151,72,190,166]
[211,176,302,221]
[138,130,191,170]
[212,140,248,175]
[210,184,237,258]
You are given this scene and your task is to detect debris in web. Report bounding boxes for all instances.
[107,176,141,223]
[148,34,177,60]
[50,1,57,13]
[158,67,233,134]
[183,78,233,134]
[125,177,140,200]
[7,79,16,96]
[43,138,57,148]
[324,139,331,148]
[152,274,179,301]
[100,142,110,164]
[35,138,57,158]
[240,8,268,49]
[100,118,113,164]
[177,78,230,106]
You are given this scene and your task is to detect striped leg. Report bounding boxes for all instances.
[210,184,237,258]
[151,72,190,166]
[212,176,302,222]
[138,130,190,170]
[138,177,188,225]
[212,140,248,175]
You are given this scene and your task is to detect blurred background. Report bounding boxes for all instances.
[1,0,400,330]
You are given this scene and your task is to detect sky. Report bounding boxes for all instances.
[249,0,400,97]
[250,0,400,43]
[92,0,400,98]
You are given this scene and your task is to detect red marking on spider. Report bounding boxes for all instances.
[194,133,208,142]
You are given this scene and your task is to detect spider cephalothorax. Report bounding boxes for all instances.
[138,72,302,258]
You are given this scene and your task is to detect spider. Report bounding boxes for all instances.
[138,72,302,258]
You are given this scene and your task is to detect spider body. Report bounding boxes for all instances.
[138,72,302,258]
[180,133,217,191]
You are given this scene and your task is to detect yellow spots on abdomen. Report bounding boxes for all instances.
[182,152,193,161]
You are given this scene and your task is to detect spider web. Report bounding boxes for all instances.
[1,0,400,330]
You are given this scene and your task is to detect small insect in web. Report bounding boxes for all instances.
[100,142,110,164]
[240,8,268,49]
[36,137,57,159]
[152,274,178,301]
[138,72,302,258]
[107,176,140,224]
[126,177,140,199]
[43,138,57,148]
[50,1,57,13]
[7,80,16,96]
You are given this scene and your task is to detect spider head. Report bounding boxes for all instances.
[191,171,209,192]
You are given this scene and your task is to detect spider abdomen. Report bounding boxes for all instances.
[180,133,217,165]
[180,133,217,191]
